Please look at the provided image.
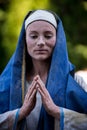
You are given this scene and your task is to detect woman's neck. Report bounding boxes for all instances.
[27,59,50,84]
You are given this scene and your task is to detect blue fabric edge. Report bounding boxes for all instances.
[60,107,64,130]
[12,109,20,130]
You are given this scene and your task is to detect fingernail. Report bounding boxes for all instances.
[36,84,39,89]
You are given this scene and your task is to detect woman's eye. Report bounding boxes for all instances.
[30,35,38,39]
[45,35,52,39]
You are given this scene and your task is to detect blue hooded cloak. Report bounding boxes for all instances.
[0,10,87,130]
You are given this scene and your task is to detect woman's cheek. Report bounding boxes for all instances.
[26,39,33,46]
[48,39,56,48]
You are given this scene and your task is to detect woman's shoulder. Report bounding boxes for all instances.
[74,70,87,92]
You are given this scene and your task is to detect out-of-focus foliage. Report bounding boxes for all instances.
[49,0,87,70]
[0,0,49,73]
[0,0,87,73]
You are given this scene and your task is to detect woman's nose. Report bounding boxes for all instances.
[37,37,45,46]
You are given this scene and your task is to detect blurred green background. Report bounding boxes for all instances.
[0,0,87,74]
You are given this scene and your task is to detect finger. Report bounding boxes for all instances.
[37,76,45,87]
[36,83,48,102]
[36,79,51,101]
[28,74,39,91]
[30,88,37,100]
[27,80,37,98]
[36,78,46,94]
[33,75,39,81]
[37,87,44,98]
[29,75,39,92]
[26,86,37,101]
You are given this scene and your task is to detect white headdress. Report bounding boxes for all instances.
[25,10,57,29]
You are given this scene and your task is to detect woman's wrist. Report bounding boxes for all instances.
[51,105,60,120]
[18,107,26,121]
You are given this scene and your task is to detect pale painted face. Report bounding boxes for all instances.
[25,20,56,61]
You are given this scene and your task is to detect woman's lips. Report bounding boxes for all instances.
[34,49,48,53]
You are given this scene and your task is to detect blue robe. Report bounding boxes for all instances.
[0,10,87,130]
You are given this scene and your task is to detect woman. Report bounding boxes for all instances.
[0,9,87,130]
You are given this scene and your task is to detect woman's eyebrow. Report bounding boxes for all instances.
[29,31,38,34]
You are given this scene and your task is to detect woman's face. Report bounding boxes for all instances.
[26,20,56,61]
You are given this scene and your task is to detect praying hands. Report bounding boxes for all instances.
[19,75,60,121]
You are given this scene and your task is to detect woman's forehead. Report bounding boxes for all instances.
[26,20,56,31]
